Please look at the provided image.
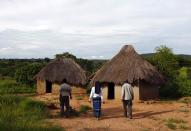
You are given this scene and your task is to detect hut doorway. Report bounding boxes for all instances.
[46,80,52,93]
[107,82,115,99]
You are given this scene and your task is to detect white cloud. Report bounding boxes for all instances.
[0,0,191,58]
[0,47,12,52]
[17,44,40,50]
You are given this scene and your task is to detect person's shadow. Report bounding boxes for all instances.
[101,107,124,119]
[132,110,174,119]
[101,107,174,120]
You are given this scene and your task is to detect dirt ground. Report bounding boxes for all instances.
[32,91,191,131]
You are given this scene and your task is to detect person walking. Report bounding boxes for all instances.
[121,80,134,119]
[89,81,104,120]
[59,79,72,117]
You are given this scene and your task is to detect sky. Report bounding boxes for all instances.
[0,0,191,59]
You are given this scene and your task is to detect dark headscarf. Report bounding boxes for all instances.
[62,78,67,83]
[95,81,101,94]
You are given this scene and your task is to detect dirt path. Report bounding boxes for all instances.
[32,94,191,131]
[60,102,190,131]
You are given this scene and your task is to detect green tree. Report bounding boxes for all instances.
[77,59,94,73]
[152,45,179,79]
[188,68,191,79]
[54,52,106,73]
[177,56,191,67]
[44,57,51,62]
[55,52,77,60]
[151,45,180,97]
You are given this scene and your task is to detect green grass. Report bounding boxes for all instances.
[167,118,187,124]
[164,118,188,130]
[179,124,190,130]
[0,95,63,131]
[178,108,190,113]
[75,95,84,100]
[179,97,191,104]
[79,105,92,114]
[140,128,150,131]
[165,122,177,130]
[159,98,178,104]
[0,78,35,94]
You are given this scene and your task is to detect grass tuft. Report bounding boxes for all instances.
[178,108,189,113]
[165,122,177,130]
[179,124,190,130]
[140,128,150,131]
[167,118,187,124]
[179,97,191,104]
[164,118,189,130]
[75,95,84,100]
[79,105,92,114]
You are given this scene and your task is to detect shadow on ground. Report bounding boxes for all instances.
[101,107,174,120]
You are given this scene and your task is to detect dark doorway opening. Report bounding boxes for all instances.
[108,82,115,99]
[46,80,52,93]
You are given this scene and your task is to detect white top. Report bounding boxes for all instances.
[89,87,103,101]
[60,83,71,97]
[121,83,134,100]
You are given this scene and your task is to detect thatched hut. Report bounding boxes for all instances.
[34,58,86,94]
[90,45,165,101]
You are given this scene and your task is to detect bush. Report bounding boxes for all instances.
[160,67,191,98]
[176,67,191,96]
[159,82,181,98]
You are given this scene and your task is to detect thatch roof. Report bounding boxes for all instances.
[34,58,86,85]
[90,45,165,85]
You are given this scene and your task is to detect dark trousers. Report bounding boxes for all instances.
[60,96,70,117]
[123,100,133,118]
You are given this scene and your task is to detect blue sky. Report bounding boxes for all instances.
[0,0,191,59]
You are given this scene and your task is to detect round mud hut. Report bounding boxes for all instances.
[90,45,165,101]
[34,58,86,94]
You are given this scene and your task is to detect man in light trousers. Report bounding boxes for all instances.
[121,80,134,119]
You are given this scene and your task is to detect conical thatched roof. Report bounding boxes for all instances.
[90,45,165,85]
[34,58,86,85]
